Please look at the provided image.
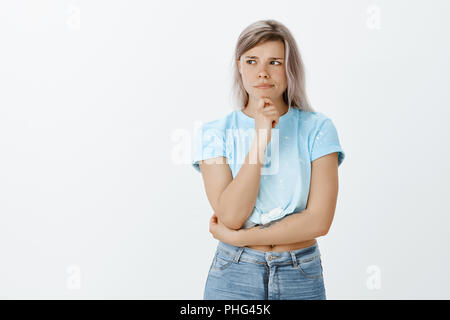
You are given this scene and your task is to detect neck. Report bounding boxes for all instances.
[243,96,289,118]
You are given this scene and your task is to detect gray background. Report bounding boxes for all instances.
[1,0,449,299]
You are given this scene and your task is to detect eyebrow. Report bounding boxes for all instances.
[244,56,284,60]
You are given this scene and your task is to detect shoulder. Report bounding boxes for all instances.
[299,109,329,123]
[294,108,332,131]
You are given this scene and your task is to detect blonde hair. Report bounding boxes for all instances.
[230,19,314,112]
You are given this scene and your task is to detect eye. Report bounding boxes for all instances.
[245,60,282,65]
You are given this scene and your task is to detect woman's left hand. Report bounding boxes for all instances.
[209,213,242,246]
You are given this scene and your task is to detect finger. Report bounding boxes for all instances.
[264,114,278,120]
[261,111,277,118]
[257,99,266,111]
[262,109,279,115]
[262,111,278,116]
[261,107,277,114]
[262,98,274,107]
[262,105,276,111]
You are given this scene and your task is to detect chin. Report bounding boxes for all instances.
[255,92,273,97]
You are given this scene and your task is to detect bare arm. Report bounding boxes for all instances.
[236,209,322,246]
[199,136,267,230]
[199,98,280,230]
[235,152,340,245]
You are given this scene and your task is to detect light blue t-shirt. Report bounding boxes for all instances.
[192,106,345,229]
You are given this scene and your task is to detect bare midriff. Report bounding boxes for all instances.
[246,239,317,252]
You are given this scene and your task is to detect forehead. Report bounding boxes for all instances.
[244,40,285,57]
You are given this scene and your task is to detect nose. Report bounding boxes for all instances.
[257,66,270,79]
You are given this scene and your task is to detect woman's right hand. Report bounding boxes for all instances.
[254,97,280,146]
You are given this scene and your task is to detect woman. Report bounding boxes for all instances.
[192,19,345,300]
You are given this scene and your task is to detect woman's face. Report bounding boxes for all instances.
[237,40,287,101]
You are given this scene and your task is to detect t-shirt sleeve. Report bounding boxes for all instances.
[310,118,345,166]
[192,123,226,173]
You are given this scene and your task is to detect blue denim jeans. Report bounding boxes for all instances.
[204,240,326,300]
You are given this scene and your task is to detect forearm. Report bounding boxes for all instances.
[217,136,267,229]
[236,209,325,246]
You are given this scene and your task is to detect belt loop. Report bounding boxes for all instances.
[290,251,298,268]
[233,247,244,263]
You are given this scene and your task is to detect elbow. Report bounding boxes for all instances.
[317,227,328,237]
[223,214,243,230]
[310,208,333,237]
[214,196,241,230]
[214,209,242,230]
[316,223,331,237]
[227,222,242,231]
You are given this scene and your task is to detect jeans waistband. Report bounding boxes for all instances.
[216,240,321,267]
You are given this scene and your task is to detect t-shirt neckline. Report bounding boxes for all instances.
[238,105,293,123]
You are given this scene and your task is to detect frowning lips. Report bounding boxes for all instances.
[254,83,274,88]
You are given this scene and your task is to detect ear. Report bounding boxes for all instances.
[236,59,241,75]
